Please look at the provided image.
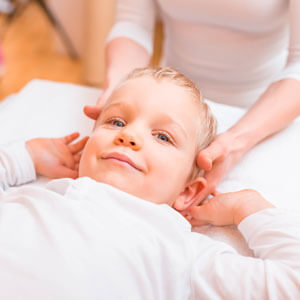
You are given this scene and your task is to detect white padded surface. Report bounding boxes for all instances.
[1,79,299,255]
[0,80,99,142]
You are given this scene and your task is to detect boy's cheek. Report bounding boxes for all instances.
[78,139,97,176]
[78,149,89,177]
[79,134,108,174]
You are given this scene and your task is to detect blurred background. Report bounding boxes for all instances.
[0,0,162,101]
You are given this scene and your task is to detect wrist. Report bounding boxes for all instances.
[105,38,151,89]
[233,190,275,226]
[226,127,256,155]
[25,140,38,171]
[216,130,250,169]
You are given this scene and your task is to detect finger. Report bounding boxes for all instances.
[69,136,89,154]
[186,205,213,226]
[211,190,220,197]
[84,105,102,120]
[196,142,224,171]
[62,132,80,144]
[50,139,76,170]
[52,140,77,169]
[74,163,79,171]
[60,151,76,170]
[189,218,209,227]
[185,215,208,227]
[196,152,212,171]
[180,209,190,217]
[52,166,78,179]
[192,187,212,206]
[73,153,81,163]
[185,206,208,226]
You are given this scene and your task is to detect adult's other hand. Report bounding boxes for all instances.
[194,131,246,204]
[185,189,274,227]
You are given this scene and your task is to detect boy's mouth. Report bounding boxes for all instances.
[101,152,143,172]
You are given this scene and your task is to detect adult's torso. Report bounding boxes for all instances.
[157,0,289,107]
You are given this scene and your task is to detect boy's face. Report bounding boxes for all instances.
[79,77,201,206]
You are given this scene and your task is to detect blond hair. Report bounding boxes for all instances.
[122,67,217,181]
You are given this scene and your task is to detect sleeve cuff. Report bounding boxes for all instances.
[106,21,153,55]
[2,140,36,187]
[272,62,300,82]
[237,208,296,241]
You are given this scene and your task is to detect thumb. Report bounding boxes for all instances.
[197,141,225,171]
[83,105,102,120]
[53,166,78,179]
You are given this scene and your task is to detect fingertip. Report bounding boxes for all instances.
[83,105,90,115]
[72,172,79,179]
[196,153,212,171]
[83,106,95,119]
[211,190,221,196]
[72,132,80,137]
[82,136,89,146]
[68,170,78,179]
[83,105,102,120]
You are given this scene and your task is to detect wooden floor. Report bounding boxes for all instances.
[0,2,83,101]
[0,2,163,102]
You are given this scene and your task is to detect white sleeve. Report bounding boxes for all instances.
[191,209,300,300]
[106,0,156,55]
[0,141,36,190]
[273,0,300,82]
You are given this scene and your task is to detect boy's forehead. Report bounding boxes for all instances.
[109,76,196,107]
[106,76,199,117]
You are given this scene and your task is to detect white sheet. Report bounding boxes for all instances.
[1,79,300,256]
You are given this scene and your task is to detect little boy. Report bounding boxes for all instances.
[0,67,300,300]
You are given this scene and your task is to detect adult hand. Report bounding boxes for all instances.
[185,189,274,227]
[26,132,89,179]
[84,87,114,121]
[194,131,246,205]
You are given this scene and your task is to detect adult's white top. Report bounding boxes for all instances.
[1,142,300,299]
[108,0,300,107]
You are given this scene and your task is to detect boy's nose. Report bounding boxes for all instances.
[114,132,141,151]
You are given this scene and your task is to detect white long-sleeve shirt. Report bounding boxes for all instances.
[108,0,300,107]
[1,143,300,299]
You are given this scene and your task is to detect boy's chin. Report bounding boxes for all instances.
[78,169,171,205]
[84,171,139,197]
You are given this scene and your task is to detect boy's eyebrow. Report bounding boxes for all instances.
[101,101,128,114]
[158,114,188,139]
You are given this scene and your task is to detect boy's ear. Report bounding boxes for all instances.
[173,177,207,211]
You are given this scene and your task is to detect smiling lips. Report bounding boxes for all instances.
[101,152,142,172]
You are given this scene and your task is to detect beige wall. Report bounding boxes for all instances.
[47,0,115,86]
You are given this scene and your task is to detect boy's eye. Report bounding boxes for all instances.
[155,131,175,145]
[106,118,126,127]
[157,133,169,142]
[112,120,125,127]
